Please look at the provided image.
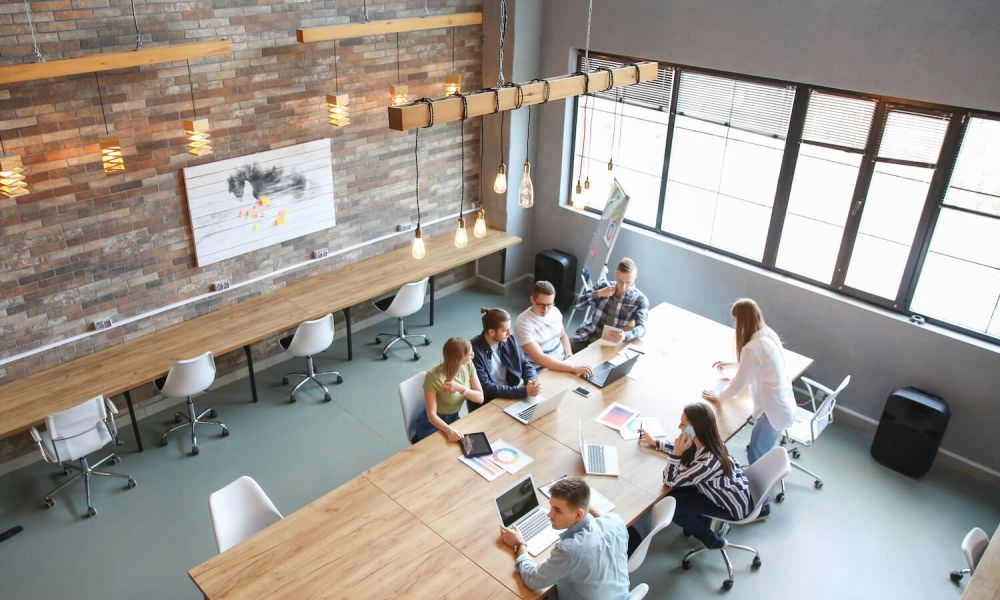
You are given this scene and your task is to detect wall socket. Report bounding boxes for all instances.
[92,317,113,331]
[212,280,231,292]
[396,222,414,232]
[313,248,329,259]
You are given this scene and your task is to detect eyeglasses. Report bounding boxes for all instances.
[534,302,554,309]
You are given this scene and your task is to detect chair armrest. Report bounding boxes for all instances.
[49,422,108,443]
[104,397,120,415]
[800,376,835,412]
[800,376,835,396]
[30,427,56,463]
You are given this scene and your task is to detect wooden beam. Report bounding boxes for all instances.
[387,61,658,131]
[0,40,232,86]
[296,12,483,43]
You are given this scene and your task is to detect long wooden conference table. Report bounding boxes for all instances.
[0,229,519,452]
[962,523,1000,599]
[190,302,813,599]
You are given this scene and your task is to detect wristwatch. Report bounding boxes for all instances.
[513,542,524,555]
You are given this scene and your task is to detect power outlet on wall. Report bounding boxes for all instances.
[396,222,414,233]
[313,248,328,259]
[92,317,113,331]
[212,280,231,292]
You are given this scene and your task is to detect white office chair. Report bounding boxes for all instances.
[374,277,431,360]
[950,527,989,583]
[279,313,343,403]
[629,583,649,599]
[778,374,850,498]
[399,371,427,444]
[628,496,677,572]
[209,475,283,553]
[681,447,790,591]
[30,395,136,518]
[155,351,228,456]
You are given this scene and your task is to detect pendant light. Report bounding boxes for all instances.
[0,132,28,198]
[473,115,488,238]
[183,60,213,156]
[518,79,547,209]
[453,95,471,248]
[95,73,124,174]
[326,40,349,126]
[492,0,508,195]
[444,28,461,95]
[412,129,425,259]
[390,33,408,106]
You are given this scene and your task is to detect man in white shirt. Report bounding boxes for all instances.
[514,281,593,377]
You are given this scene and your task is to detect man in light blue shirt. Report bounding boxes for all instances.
[498,477,630,600]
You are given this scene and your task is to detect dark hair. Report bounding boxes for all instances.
[532,280,556,297]
[549,477,590,511]
[480,307,510,333]
[681,403,735,477]
[617,257,637,273]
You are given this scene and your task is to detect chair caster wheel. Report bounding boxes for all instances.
[206,409,217,419]
[62,468,72,476]
[109,455,120,465]
[951,571,964,583]
[752,556,762,569]
[682,529,692,537]
[336,375,344,384]
[775,492,785,503]
[190,446,200,456]
[791,450,801,459]
[424,338,432,345]
[282,377,289,385]
[289,395,297,403]
[722,579,733,591]
[87,506,97,518]
[374,337,381,344]
[127,478,137,489]
[381,354,389,361]
[681,559,692,570]
[221,428,230,437]
[115,438,125,447]
[412,353,420,361]
[42,498,55,509]
[158,438,168,447]
[814,480,823,489]
[324,394,332,402]
[174,413,184,424]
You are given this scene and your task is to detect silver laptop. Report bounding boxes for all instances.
[578,420,619,476]
[493,474,560,556]
[503,390,568,425]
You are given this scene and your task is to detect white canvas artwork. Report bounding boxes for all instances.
[182,139,336,266]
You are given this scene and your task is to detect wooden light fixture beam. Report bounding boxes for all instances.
[297,12,483,44]
[387,61,658,131]
[0,40,232,86]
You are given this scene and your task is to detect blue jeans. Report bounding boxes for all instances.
[411,411,460,443]
[670,487,739,549]
[747,413,781,509]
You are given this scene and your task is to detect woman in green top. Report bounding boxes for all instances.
[412,337,485,443]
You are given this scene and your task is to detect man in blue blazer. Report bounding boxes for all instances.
[469,307,541,411]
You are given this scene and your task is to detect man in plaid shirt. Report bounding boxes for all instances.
[571,258,650,352]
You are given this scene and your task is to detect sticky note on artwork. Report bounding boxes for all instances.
[253,222,260,232]
[260,196,271,207]
[275,214,286,226]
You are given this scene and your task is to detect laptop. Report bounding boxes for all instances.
[578,420,619,476]
[582,351,640,388]
[493,474,560,556]
[503,389,568,425]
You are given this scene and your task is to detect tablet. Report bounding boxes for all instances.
[461,432,493,457]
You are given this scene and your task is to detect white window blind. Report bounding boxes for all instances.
[578,55,675,112]
[801,90,876,150]
[676,71,795,139]
[877,108,950,165]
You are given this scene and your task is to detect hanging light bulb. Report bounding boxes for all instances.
[571,192,587,212]
[444,74,461,96]
[389,85,409,107]
[473,207,487,238]
[454,217,468,248]
[100,136,125,174]
[584,176,590,190]
[493,162,507,194]
[326,94,350,126]
[0,153,29,198]
[607,159,614,171]
[575,179,583,195]
[518,161,534,208]
[183,119,213,156]
[411,225,426,259]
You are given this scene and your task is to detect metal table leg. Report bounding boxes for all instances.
[428,275,435,326]
[343,307,353,361]
[499,248,507,284]
[243,345,259,403]
[123,390,143,452]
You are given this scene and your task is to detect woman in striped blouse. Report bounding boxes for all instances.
[639,403,753,549]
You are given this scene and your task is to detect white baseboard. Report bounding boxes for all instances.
[474,272,533,295]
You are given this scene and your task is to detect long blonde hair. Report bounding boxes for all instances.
[440,337,472,380]
[731,298,780,358]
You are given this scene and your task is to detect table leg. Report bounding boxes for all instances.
[343,307,353,361]
[499,248,507,285]
[123,390,143,452]
[243,345,259,403]
[428,275,435,327]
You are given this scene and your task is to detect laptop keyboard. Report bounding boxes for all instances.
[587,368,612,387]
[516,405,537,421]
[520,509,550,541]
[587,444,606,473]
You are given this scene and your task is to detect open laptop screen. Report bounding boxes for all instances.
[496,476,539,527]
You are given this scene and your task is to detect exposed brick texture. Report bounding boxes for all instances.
[0,0,485,463]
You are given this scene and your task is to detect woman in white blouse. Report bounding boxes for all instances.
[702,298,795,486]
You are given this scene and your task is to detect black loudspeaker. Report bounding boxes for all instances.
[534,249,577,313]
[870,388,950,478]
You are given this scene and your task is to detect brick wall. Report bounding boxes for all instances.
[0,0,484,462]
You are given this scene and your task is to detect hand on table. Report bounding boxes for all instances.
[573,365,594,377]
[526,379,542,396]
[607,328,625,342]
[712,361,736,372]
[445,427,464,443]
[701,390,719,403]
[499,524,526,549]
[637,428,656,448]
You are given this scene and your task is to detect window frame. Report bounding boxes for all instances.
[569,50,1000,345]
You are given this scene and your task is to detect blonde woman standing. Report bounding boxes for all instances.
[412,337,484,443]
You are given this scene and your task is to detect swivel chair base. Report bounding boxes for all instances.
[41,454,136,518]
[681,523,761,591]
[376,316,431,361]
[159,396,228,456]
[282,355,343,403]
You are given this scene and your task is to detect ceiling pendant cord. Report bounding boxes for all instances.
[128,0,143,51]
[95,72,110,136]
[496,0,508,87]
[333,40,340,96]
[459,94,468,219]
[22,0,45,62]
[362,0,371,23]
[396,33,401,86]
[186,60,198,120]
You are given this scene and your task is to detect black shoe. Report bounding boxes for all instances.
[756,504,771,520]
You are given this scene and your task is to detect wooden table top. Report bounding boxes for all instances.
[0,228,520,438]
[962,523,1000,599]
[188,476,519,600]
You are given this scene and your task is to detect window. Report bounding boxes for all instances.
[911,116,1000,336]
[662,72,794,260]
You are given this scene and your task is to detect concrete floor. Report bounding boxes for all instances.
[0,283,996,599]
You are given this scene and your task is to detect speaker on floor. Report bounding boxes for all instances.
[870,387,950,478]
[534,249,577,313]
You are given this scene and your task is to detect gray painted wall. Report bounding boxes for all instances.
[518,0,1000,472]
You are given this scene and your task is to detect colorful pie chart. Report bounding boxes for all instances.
[492,447,520,465]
